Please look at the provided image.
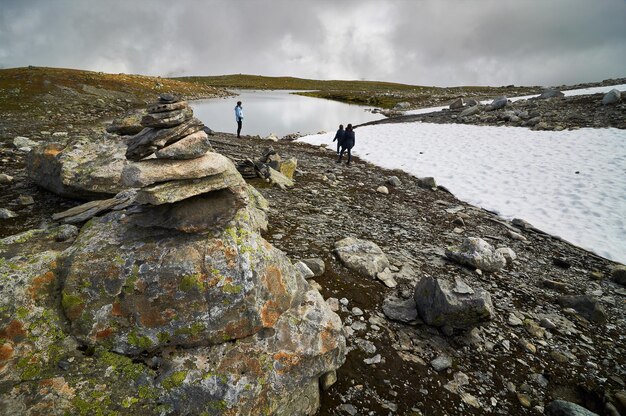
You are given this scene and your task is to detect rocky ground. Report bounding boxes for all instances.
[361,89,626,131]
[1,72,625,415]
[206,134,626,415]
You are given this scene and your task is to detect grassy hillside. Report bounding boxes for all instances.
[0,66,229,133]
[174,74,543,109]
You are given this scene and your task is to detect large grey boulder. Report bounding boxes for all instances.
[0,208,346,415]
[537,89,565,99]
[602,89,621,105]
[26,137,128,199]
[414,276,494,328]
[491,96,508,110]
[545,400,599,416]
[334,237,390,279]
[445,237,507,272]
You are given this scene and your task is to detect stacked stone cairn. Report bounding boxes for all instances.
[0,95,346,414]
[120,94,250,233]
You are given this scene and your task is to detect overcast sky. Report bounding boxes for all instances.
[1,0,625,87]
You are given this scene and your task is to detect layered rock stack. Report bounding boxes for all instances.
[1,97,346,415]
[125,93,212,161]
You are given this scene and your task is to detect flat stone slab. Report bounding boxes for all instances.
[121,152,231,187]
[135,162,246,205]
[155,130,212,160]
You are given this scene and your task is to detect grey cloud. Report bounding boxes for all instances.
[0,0,624,86]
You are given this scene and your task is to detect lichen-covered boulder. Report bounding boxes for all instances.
[445,237,507,272]
[26,136,128,199]
[60,208,300,355]
[159,287,345,415]
[414,275,494,328]
[1,208,346,415]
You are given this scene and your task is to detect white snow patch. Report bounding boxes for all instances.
[300,123,626,264]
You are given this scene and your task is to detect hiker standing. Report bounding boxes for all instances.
[234,101,243,138]
[338,124,355,165]
[332,124,345,154]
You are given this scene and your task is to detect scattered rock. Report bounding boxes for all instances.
[557,295,607,323]
[602,89,621,105]
[334,237,390,279]
[0,208,17,219]
[431,355,452,372]
[13,136,38,149]
[449,98,464,109]
[417,177,437,188]
[491,97,508,110]
[382,295,418,323]
[294,261,315,279]
[377,267,398,287]
[302,258,325,277]
[445,237,507,272]
[611,265,626,286]
[387,176,402,187]
[414,275,494,328]
[0,174,13,184]
[106,109,146,135]
[460,106,481,118]
[538,89,565,99]
[376,186,389,195]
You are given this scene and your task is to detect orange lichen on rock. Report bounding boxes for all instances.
[95,327,114,340]
[0,320,27,342]
[320,324,338,354]
[0,343,14,361]
[260,300,281,328]
[272,351,301,374]
[27,271,56,299]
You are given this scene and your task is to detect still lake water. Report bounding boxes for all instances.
[191,90,385,138]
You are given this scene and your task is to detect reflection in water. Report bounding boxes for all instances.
[191,90,385,137]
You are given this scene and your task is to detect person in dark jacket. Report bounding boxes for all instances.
[337,123,355,165]
[332,124,345,154]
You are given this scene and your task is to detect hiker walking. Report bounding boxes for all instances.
[234,101,243,138]
[332,124,345,154]
[337,124,355,165]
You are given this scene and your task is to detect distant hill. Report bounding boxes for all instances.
[173,74,542,108]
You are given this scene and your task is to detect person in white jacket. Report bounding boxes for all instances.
[234,101,244,138]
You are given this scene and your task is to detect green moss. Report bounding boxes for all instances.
[71,396,118,416]
[127,331,153,350]
[157,331,171,343]
[99,349,149,381]
[162,370,187,390]
[173,322,205,337]
[17,355,42,380]
[123,268,138,294]
[222,282,242,294]
[15,306,29,319]
[122,397,139,408]
[179,273,205,292]
[138,385,159,400]
[61,291,84,312]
